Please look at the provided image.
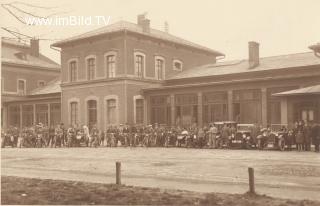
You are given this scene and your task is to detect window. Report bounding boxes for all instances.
[36,104,48,125]
[87,100,97,128]
[38,81,45,87]
[87,57,96,80]
[150,95,171,125]
[233,89,261,124]
[17,79,26,95]
[107,99,116,124]
[173,59,183,71]
[105,53,116,78]
[155,56,165,80]
[175,94,198,126]
[50,103,61,126]
[22,105,34,127]
[9,105,20,127]
[203,92,228,124]
[135,99,144,124]
[69,61,77,82]
[70,102,78,125]
[134,52,145,78]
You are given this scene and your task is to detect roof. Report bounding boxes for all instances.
[29,78,61,95]
[52,20,223,56]
[1,38,60,70]
[273,84,320,97]
[168,52,320,80]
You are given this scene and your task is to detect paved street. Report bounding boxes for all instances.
[2,148,320,201]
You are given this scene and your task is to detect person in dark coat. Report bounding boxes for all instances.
[311,122,320,152]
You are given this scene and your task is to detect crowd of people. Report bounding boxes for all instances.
[1,120,320,152]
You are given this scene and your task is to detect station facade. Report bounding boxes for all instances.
[2,15,320,130]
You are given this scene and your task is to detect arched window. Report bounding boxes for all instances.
[135,99,144,124]
[155,56,165,80]
[87,100,97,128]
[87,57,96,80]
[105,52,117,78]
[69,61,77,82]
[134,52,145,78]
[70,102,78,125]
[106,99,116,124]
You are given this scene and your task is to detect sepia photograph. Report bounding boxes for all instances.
[1,0,320,205]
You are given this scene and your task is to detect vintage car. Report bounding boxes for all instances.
[231,124,256,149]
[265,124,288,151]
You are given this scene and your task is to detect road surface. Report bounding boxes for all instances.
[2,147,320,200]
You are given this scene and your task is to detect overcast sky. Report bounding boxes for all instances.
[1,0,320,63]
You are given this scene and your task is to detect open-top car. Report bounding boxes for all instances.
[265,124,288,151]
[231,124,255,149]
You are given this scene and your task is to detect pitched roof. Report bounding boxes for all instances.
[168,52,320,80]
[273,84,320,96]
[52,20,223,56]
[29,78,61,95]
[1,38,60,70]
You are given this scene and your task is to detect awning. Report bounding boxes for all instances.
[273,84,320,97]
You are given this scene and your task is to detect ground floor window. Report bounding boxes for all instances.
[88,100,97,128]
[135,99,144,124]
[175,94,198,127]
[9,105,20,127]
[233,89,261,124]
[268,101,281,124]
[203,92,228,124]
[203,104,228,124]
[106,99,116,125]
[36,104,48,125]
[50,103,61,127]
[22,105,33,127]
[70,102,78,126]
[150,95,171,125]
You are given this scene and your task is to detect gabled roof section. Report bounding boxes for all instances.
[29,77,61,96]
[52,20,224,56]
[1,38,60,70]
[168,52,320,80]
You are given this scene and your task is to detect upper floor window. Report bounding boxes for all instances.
[17,79,26,95]
[69,60,77,82]
[155,56,165,80]
[105,52,116,78]
[87,57,96,80]
[173,59,183,71]
[38,80,45,87]
[134,52,145,78]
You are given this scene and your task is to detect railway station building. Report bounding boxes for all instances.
[2,15,320,130]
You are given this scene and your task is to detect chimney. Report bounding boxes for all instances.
[164,21,169,33]
[30,38,39,57]
[137,13,150,33]
[248,41,259,68]
[137,14,145,26]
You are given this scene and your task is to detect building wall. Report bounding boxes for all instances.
[125,33,217,79]
[60,33,125,83]
[1,65,59,94]
[144,74,320,127]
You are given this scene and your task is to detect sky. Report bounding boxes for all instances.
[1,0,320,64]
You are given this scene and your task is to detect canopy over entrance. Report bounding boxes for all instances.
[273,84,320,97]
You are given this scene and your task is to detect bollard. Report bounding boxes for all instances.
[116,162,121,185]
[248,167,255,194]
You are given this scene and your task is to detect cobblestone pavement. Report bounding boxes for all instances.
[2,148,320,200]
